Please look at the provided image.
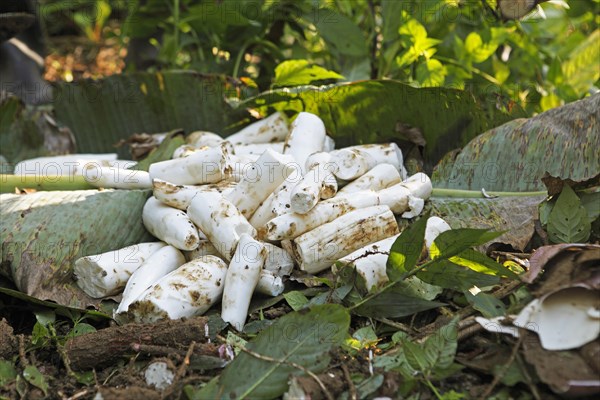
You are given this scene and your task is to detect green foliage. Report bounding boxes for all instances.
[283,290,309,311]
[546,185,592,243]
[273,60,344,87]
[120,0,597,113]
[0,360,17,387]
[41,0,117,42]
[188,304,350,399]
[22,366,49,396]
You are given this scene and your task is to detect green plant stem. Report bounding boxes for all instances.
[432,188,547,198]
[0,175,94,193]
[424,377,444,400]
[436,55,502,85]
[173,0,180,61]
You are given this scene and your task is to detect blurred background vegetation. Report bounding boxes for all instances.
[38,0,599,114]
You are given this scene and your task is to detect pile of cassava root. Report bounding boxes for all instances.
[72,112,440,330]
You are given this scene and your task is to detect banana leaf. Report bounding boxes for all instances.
[0,189,153,308]
[237,80,525,169]
[432,94,600,191]
[52,72,247,158]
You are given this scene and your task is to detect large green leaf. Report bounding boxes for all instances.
[417,259,500,290]
[353,289,445,319]
[547,185,591,243]
[196,304,350,399]
[562,30,600,96]
[387,213,428,280]
[0,190,152,308]
[304,9,369,57]
[416,194,546,251]
[52,72,241,158]
[239,80,523,169]
[433,94,600,191]
[273,60,344,88]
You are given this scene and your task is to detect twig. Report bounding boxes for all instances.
[374,317,414,334]
[162,341,196,399]
[341,363,358,400]
[65,389,89,400]
[477,335,524,400]
[176,341,196,381]
[18,334,28,366]
[237,344,334,400]
[515,353,542,400]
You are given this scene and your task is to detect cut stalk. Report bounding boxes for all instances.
[128,256,228,323]
[221,234,266,330]
[0,174,94,193]
[83,166,152,189]
[432,188,547,198]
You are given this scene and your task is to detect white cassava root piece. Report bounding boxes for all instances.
[148,143,231,185]
[127,256,228,323]
[142,196,200,251]
[289,205,399,274]
[226,149,295,219]
[83,166,152,189]
[290,152,338,214]
[172,144,200,159]
[74,242,167,298]
[334,216,451,291]
[234,142,285,156]
[263,243,294,277]
[183,240,222,261]
[187,192,256,261]
[249,163,302,229]
[186,131,224,148]
[255,271,285,296]
[378,172,432,218]
[283,112,326,175]
[265,190,380,241]
[330,143,407,181]
[337,163,401,195]
[221,234,267,330]
[115,245,186,315]
[226,112,289,145]
[424,216,451,249]
[335,234,399,291]
[152,179,236,210]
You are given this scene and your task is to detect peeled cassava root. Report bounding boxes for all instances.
[71,111,435,326]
